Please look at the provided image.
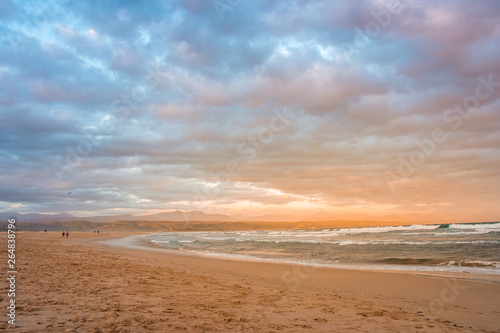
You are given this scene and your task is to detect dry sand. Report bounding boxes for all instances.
[1,232,499,332]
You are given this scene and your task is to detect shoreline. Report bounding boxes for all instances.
[99,233,500,285]
[5,231,500,332]
[6,219,499,233]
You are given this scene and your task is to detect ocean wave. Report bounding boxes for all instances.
[150,240,171,244]
[149,223,500,241]
[146,225,500,277]
[448,223,500,235]
[152,237,500,247]
[203,225,444,239]
[377,258,500,269]
[284,224,440,237]
[338,240,500,246]
[334,224,439,234]
[450,222,500,230]
[157,249,500,275]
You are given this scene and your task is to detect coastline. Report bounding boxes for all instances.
[4,231,500,332]
[102,233,500,284]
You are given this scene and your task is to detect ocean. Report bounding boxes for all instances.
[143,222,500,275]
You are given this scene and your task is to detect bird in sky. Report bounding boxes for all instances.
[67,192,72,196]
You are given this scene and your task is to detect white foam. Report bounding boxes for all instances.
[144,224,500,277]
[168,249,500,276]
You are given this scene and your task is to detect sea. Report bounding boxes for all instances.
[143,222,500,276]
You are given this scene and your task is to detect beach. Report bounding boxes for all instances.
[2,232,500,332]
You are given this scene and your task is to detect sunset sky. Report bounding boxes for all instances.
[1,0,499,222]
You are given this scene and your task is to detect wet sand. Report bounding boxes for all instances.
[2,232,499,332]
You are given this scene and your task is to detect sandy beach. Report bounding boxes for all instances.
[2,232,500,332]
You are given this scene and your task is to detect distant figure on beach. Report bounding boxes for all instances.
[66,231,69,238]
[44,229,46,232]
[62,231,65,237]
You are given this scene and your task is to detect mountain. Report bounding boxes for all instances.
[82,214,136,223]
[232,213,335,222]
[0,211,410,224]
[139,211,235,222]
[0,212,77,222]
[0,211,235,223]
[232,214,302,222]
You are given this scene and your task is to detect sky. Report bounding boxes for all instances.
[0,0,499,222]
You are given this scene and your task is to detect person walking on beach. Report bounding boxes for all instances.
[66,231,69,238]
[62,231,65,237]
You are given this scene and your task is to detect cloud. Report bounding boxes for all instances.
[0,0,499,222]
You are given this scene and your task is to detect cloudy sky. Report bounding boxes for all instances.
[1,0,499,222]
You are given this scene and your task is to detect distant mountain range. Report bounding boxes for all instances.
[0,211,236,223]
[0,211,423,224]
